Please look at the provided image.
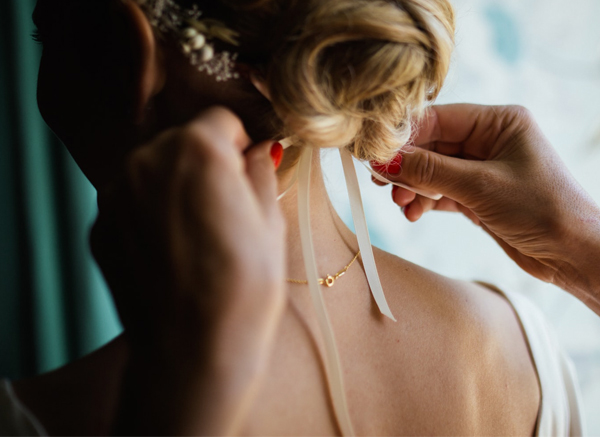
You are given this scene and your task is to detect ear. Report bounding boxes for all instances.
[117,0,166,124]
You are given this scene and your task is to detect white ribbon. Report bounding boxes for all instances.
[297,147,356,436]
[277,164,299,201]
[283,147,402,436]
[250,74,400,435]
[340,149,397,321]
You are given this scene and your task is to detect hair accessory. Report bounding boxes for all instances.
[287,250,361,287]
[136,0,240,81]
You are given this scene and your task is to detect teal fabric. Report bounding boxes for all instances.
[0,0,122,379]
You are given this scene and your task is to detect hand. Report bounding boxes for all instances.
[372,104,600,313]
[90,107,286,434]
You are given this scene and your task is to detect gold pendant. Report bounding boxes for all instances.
[324,275,335,287]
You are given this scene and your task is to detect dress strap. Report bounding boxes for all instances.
[475,283,586,436]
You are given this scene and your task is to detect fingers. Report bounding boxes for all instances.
[402,196,481,225]
[411,106,442,149]
[394,147,490,204]
[190,106,253,154]
[402,196,437,222]
[121,106,277,223]
[372,176,389,187]
[414,104,534,160]
[387,184,482,225]
[392,186,416,207]
[412,104,486,148]
[370,146,489,205]
[245,141,281,219]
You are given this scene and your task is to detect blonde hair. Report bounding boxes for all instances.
[211,0,455,162]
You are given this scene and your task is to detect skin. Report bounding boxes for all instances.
[372,105,600,316]
[11,0,554,435]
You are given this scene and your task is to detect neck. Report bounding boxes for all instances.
[277,150,359,285]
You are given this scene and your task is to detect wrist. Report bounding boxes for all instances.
[553,206,600,315]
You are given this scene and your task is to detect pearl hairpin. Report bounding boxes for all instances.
[136,0,240,82]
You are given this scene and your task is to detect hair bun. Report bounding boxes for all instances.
[265,0,455,162]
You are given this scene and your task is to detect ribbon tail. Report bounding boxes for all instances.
[277,162,299,201]
[340,149,397,322]
[298,147,355,436]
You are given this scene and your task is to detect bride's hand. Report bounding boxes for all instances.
[372,104,600,312]
[90,106,286,435]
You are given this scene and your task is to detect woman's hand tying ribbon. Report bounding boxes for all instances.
[90,107,286,435]
[372,104,600,315]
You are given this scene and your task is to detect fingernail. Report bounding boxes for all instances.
[371,153,403,175]
[371,161,384,173]
[270,142,283,169]
[387,153,403,175]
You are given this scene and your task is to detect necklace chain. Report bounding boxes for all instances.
[287,250,361,288]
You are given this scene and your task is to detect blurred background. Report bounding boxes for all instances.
[325,0,600,433]
[0,0,122,380]
[1,0,598,433]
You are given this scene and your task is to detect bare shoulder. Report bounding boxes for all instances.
[370,249,540,435]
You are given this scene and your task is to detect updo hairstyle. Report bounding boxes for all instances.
[181,0,455,163]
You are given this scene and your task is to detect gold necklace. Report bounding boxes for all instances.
[287,250,361,288]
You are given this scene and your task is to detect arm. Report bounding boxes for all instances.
[554,218,600,315]
[91,107,285,435]
[372,104,600,316]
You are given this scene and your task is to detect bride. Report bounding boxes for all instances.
[1,0,584,435]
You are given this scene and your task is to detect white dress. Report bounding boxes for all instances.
[481,284,586,436]
[0,286,586,436]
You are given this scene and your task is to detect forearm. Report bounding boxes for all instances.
[554,211,600,316]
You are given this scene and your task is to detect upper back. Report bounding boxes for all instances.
[242,248,541,435]
[11,249,540,436]
[364,250,541,435]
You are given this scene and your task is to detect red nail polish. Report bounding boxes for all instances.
[387,153,403,175]
[371,161,386,173]
[270,142,283,169]
[371,153,403,175]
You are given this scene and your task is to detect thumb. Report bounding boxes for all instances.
[396,147,489,204]
[245,141,280,214]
